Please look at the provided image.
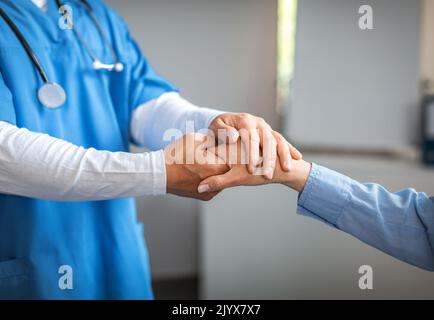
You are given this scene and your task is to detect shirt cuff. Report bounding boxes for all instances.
[148,150,167,195]
[194,108,226,131]
[297,163,353,226]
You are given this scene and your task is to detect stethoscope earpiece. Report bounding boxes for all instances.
[92,60,124,72]
[114,63,124,72]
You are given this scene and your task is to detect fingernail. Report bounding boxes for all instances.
[198,184,211,194]
[296,150,303,159]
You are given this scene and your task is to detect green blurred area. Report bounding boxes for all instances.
[277,0,298,113]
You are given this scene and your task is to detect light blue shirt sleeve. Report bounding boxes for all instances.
[298,163,434,271]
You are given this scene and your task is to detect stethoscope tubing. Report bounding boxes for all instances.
[0,7,50,83]
[0,0,122,84]
[0,0,123,108]
[56,0,121,67]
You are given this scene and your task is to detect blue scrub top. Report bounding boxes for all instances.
[0,0,176,299]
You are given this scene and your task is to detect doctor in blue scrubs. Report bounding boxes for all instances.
[0,0,301,299]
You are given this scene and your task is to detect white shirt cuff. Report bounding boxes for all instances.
[148,149,167,195]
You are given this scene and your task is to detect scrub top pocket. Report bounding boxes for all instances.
[0,258,32,300]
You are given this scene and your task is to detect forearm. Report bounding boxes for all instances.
[295,163,434,271]
[131,92,224,150]
[0,122,166,202]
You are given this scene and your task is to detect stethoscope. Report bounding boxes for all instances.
[0,0,124,109]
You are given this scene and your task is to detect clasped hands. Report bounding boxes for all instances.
[164,113,311,201]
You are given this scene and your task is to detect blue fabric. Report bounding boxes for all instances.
[298,163,434,271]
[0,0,177,299]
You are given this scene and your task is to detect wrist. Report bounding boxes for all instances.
[146,150,168,195]
[282,160,312,192]
[164,148,177,195]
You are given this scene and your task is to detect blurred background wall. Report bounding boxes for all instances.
[106,0,434,299]
[421,0,434,94]
[287,0,421,150]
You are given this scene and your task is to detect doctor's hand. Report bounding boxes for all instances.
[164,133,229,201]
[209,113,302,179]
[197,140,311,194]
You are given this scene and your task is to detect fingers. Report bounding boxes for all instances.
[273,132,303,171]
[276,137,292,172]
[274,132,292,172]
[261,129,277,179]
[290,145,303,160]
[246,129,260,174]
[212,118,239,144]
[198,169,239,193]
[210,114,302,179]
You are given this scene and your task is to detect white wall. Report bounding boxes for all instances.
[287,0,421,150]
[421,0,434,93]
[106,0,278,279]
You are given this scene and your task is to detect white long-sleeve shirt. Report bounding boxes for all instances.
[0,93,223,201]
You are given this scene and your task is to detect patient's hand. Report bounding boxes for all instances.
[197,140,312,194]
[209,113,303,179]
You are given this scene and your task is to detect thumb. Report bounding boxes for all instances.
[198,170,239,193]
[290,145,303,160]
[212,119,239,144]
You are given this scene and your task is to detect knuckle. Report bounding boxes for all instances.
[274,132,285,142]
[213,177,223,188]
[236,113,248,123]
[259,120,271,130]
[240,118,252,128]
[258,117,267,126]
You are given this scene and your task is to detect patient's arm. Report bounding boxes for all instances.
[199,141,434,272]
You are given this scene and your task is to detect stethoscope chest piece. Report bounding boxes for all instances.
[38,82,66,109]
